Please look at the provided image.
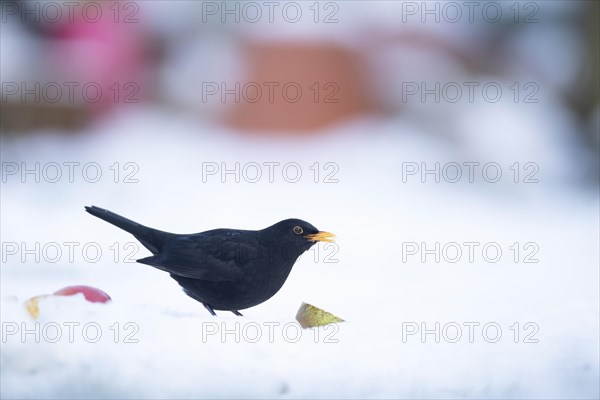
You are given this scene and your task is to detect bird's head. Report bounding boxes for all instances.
[264,219,336,255]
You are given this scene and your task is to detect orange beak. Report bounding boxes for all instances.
[305,231,336,243]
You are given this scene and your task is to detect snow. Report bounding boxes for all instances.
[1,106,598,399]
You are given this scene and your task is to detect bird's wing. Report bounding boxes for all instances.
[137,233,258,282]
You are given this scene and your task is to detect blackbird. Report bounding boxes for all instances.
[85,206,335,316]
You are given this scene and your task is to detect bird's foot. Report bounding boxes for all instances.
[204,303,217,316]
[231,310,243,317]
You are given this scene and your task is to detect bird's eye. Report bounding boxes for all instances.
[293,226,303,235]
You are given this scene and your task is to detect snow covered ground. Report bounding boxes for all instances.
[1,106,599,399]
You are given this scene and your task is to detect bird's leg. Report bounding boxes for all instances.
[203,303,217,316]
[231,310,243,317]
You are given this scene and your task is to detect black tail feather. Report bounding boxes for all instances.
[85,206,176,255]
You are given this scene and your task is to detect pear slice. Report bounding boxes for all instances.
[295,302,344,328]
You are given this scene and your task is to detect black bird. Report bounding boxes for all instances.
[85,206,335,316]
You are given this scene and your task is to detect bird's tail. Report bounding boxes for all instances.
[85,205,176,255]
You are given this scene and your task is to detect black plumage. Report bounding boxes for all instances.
[85,206,334,316]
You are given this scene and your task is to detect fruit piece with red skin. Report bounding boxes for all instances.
[54,285,111,303]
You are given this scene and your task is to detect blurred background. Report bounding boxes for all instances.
[1,0,599,399]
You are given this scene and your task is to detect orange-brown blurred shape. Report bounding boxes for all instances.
[226,42,376,134]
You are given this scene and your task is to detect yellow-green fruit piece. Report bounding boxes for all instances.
[24,295,51,319]
[295,302,344,329]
